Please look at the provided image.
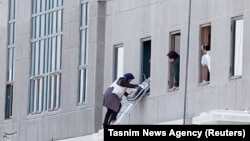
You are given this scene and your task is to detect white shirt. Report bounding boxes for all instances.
[201,52,210,72]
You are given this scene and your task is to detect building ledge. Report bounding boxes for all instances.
[57,109,250,140]
[192,109,250,124]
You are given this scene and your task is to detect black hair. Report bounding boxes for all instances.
[202,44,210,51]
[124,73,135,80]
[167,51,179,59]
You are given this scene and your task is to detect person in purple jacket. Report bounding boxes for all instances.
[102,73,138,125]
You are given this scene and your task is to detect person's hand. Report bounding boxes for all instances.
[201,45,204,51]
[146,77,150,82]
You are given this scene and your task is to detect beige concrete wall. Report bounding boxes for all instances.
[104,0,250,125]
[0,0,105,140]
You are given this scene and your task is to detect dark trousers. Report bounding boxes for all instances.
[103,104,121,125]
[207,71,210,81]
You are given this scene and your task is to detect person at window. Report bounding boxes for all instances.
[167,51,180,91]
[102,73,138,125]
[201,44,210,81]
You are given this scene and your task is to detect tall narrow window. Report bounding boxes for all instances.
[78,0,89,104]
[29,0,63,114]
[199,25,211,84]
[230,17,243,78]
[113,44,124,80]
[168,32,180,90]
[5,0,16,119]
[141,38,151,82]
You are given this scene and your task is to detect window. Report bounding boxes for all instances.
[29,0,63,114]
[113,44,124,81]
[141,38,151,82]
[5,0,16,119]
[78,0,89,104]
[168,32,180,90]
[199,25,211,84]
[230,17,243,78]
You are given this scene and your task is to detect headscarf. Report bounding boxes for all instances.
[124,73,135,80]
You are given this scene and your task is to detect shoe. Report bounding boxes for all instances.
[201,80,209,85]
[143,92,150,96]
[110,120,116,125]
[169,86,179,91]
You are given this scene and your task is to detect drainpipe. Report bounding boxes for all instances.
[183,0,192,125]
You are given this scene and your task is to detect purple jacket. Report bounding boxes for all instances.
[103,77,138,112]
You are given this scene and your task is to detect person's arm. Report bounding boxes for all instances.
[123,81,138,88]
[119,78,138,88]
[118,79,138,97]
[173,59,180,87]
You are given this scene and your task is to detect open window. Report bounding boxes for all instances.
[141,38,151,82]
[113,44,124,80]
[230,16,243,79]
[168,31,181,90]
[199,25,211,84]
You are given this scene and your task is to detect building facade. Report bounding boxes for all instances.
[0,0,250,141]
[103,0,250,125]
[0,0,105,140]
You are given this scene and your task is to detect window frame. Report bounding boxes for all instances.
[230,16,244,79]
[5,0,17,119]
[113,44,124,81]
[199,24,211,85]
[168,31,181,90]
[141,37,151,82]
[29,0,63,114]
[77,0,90,105]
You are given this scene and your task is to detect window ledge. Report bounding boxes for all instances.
[230,75,242,80]
[168,87,179,92]
[199,80,210,86]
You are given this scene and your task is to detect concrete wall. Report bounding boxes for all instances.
[104,0,250,125]
[1,0,250,140]
[0,0,105,140]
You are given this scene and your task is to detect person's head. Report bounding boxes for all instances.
[124,73,135,82]
[201,44,210,53]
[167,51,179,63]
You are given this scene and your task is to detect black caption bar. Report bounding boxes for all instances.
[104,125,250,140]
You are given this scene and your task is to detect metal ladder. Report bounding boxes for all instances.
[112,81,150,124]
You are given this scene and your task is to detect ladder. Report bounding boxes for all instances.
[112,80,150,124]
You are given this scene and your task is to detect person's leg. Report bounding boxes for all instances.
[207,71,210,81]
[110,104,122,122]
[103,108,113,125]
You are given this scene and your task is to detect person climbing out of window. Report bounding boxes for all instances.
[201,43,210,82]
[167,50,180,91]
[102,73,138,125]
